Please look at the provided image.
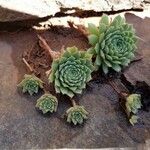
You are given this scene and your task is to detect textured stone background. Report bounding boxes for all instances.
[0,13,149,149]
[0,0,145,22]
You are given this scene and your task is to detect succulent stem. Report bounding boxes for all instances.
[22,58,33,73]
[43,88,49,94]
[70,98,77,107]
[37,34,60,60]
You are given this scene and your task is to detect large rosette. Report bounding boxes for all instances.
[88,14,137,73]
[49,46,94,98]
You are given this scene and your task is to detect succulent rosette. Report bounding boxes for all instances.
[126,94,142,114]
[88,14,137,73]
[18,74,44,95]
[125,94,142,125]
[129,115,139,126]
[48,46,94,98]
[36,93,58,113]
[66,105,88,125]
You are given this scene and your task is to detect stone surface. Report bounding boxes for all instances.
[57,0,143,12]
[0,0,60,22]
[0,0,144,22]
[123,13,150,86]
[0,14,149,149]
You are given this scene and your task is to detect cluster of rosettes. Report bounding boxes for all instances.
[18,14,140,126]
[36,93,58,114]
[49,46,94,98]
[88,14,137,74]
[18,74,44,95]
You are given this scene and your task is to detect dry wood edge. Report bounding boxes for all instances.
[22,57,34,73]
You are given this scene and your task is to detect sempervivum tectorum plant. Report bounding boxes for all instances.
[66,105,88,125]
[126,94,142,125]
[18,74,44,95]
[109,80,142,125]
[37,35,92,125]
[88,14,137,73]
[48,46,94,98]
[36,93,58,114]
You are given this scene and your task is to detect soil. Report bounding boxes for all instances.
[0,13,150,149]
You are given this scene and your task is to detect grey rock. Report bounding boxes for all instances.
[0,13,149,149]
[0,0,144,22]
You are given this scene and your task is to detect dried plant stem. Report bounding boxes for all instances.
[46,69,51,77]
[22,58,33,73]
[37,34,60,59]
[67,21,88,36]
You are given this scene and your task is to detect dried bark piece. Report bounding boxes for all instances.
[22,57,33,73]
[37,34,61,59]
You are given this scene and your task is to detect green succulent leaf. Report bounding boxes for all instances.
[87,14,137,74]
[49,46,94,98]
[100,14,109,25]
[88,23,99,35]
[18,74,44,95]
[126,94,142,114]
[88,34,99,46]
[125,94,142,125]
[129,115,139,126]
[36,93,58,114]
[66,105,88,125]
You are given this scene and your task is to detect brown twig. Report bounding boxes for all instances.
[37,34,60,59]
[46,69,51,77]
[67,21,88,36]
[22,58,33,73]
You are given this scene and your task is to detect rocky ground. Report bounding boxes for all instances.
[0,13,150,149]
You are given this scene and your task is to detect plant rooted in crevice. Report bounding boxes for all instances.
[17,14,147,126]
[36,93,58,114]
[109,80,142,125]
[88,14,137,74]
[133,81,150,112]
[18,74,44,95]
